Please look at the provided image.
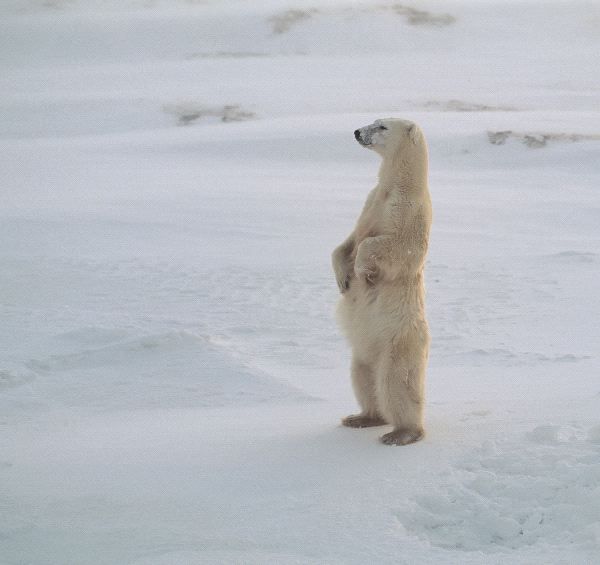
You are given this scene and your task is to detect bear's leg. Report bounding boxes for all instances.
[375,338,427,445]
[342,357,386,428]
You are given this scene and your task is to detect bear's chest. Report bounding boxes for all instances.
[356,192,402,241]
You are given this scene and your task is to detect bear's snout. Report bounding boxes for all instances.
[354,129,361,140]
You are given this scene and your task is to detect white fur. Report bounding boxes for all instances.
[332,118,432,445]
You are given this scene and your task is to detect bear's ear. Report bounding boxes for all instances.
[408,124,421,145]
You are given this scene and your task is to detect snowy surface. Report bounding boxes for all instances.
[1,1,600,563]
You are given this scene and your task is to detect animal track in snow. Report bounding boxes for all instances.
[545,251,597,264]
[269,9,318,34]
[0,368,35,391]
[587,425,600,444]
[387,4,455,27]
[163,102,255,126]
[423,99,517,112]
[460,409,491,422]
[185,51,268,60]
[448,348,591,367]
[268,4,455,35]
[397,431,600,553]
[488,130,600,148]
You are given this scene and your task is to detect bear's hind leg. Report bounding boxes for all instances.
[342,357,386,428]
[376,338,427,445]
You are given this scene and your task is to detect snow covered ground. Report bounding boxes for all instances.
[1,1,599,563]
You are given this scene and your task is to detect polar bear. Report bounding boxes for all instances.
[332,118,432,445]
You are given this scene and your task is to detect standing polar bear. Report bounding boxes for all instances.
[332,118,432,446]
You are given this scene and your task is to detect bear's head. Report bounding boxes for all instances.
[354,118,424,159]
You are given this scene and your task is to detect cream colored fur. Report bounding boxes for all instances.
[332,118,432,446]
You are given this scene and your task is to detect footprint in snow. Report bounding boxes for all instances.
[396,433,600,553]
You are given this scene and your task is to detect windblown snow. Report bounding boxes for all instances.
[1,1,599,564]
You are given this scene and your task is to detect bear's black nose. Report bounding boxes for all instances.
[354,130,361,140]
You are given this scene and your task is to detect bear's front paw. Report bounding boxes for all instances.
[354,261,378,285]
[354,241,380,284]
[336,272,351,294]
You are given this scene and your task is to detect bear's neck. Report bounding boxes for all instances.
[378,151,428,198]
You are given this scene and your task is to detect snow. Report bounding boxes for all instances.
[1,0,599,563]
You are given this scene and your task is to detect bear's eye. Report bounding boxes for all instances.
[379,125,388,130]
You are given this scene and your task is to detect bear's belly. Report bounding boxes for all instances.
[336,279,426,360]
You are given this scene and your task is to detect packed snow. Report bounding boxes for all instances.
[1,1,599,563]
